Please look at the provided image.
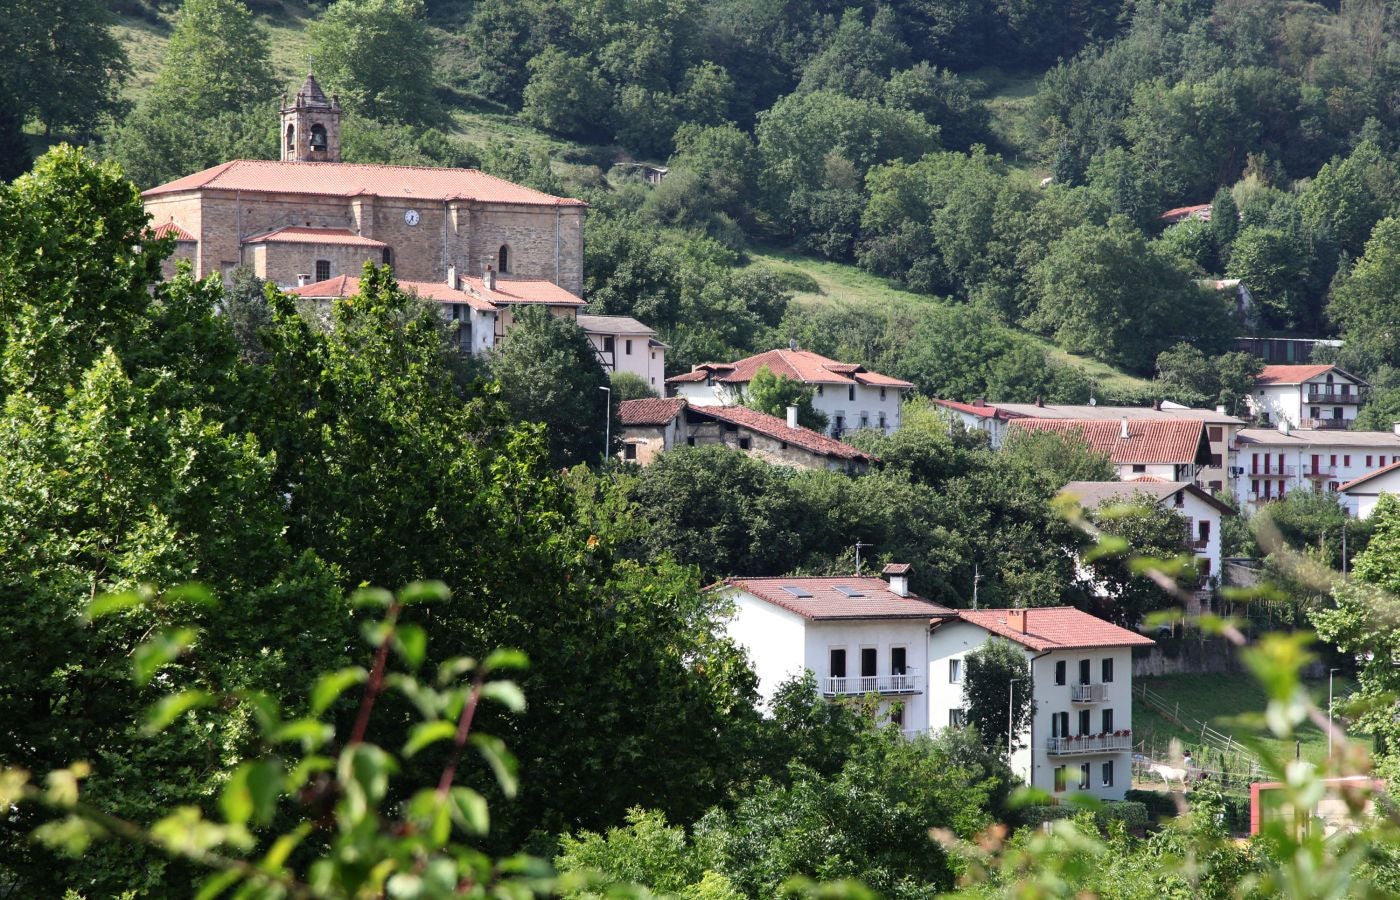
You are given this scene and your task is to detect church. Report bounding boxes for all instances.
[142,72,586,297]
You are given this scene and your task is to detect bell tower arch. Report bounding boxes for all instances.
[280,70,341,163]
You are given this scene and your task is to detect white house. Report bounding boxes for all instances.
[1235,426,1400,513]
[1247,364,1368,431]
[1003,417,1213,484]
[667,346,912,438]
[927,608,1154,802]
[1339,461,1400,519]
[577,314,667,391]
[718,565,954,736]
[1059,479,1235,591]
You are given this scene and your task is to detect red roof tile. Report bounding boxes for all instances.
[690,405,875,462]
[1159,203,1212,222]
[667,348,912,389]
[618,397,686,426]
[931,399,1025,420]
[1340,459,1400,492]
[290,275,496,311]
[951,607,1155,651]
[245,226,388,248]
[459,275,585,307]
[1256,364,1343,385]
[882,563,911,575]
[142,159,586,207]
[1005,418,1209,465]
[722,576,953,621]
[150,219,195,242]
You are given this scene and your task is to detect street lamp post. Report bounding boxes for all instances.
[599,385,611,463]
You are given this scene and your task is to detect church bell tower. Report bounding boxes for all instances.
[280,70,341,163]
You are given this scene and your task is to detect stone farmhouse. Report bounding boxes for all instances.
[616,397,875,472]
[143,72,585,296]
[667,346,912,438]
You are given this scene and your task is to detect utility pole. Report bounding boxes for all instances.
[973,562,982,610]
[854,541,873,576]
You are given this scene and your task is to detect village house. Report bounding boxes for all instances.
[1059,479,1234,593]
[1238,425,1400,512]
[933,400,1243,492]
[718,566,953,736]
[927,608,1153,802]
[577,314,667,390]
[144,72,586,295]
[289,270,586,355]
[667,346,912,438]
[616,398,875,473]
[1339,461,1400,518]
[1003,417,1213,484]
[1247,364,1368,431]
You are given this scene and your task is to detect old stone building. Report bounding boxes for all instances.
[144,72,585,294]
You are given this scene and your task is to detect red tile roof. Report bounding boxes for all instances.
[882,563,911,575]
[667,348,912,389]
[150,219,195,242]
[245,226,388,248]
[690,405,875,462]
[1340,459,1400,492]
[951,607,1155,651]
[142,159,586,207]
[290,275,496,311]
[931,398,1025,420]
[722,576,953,621]
[1255,364,1343,385]
[1005,418,1209,465]
[459,275,585,307]
[618,397,686,426]
[1159,203,1212,222]
[1059,480,1235,516]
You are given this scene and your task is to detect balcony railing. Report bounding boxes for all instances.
[1070,683,1106,703]
[1046,733,1132,755]
[1191,538,1209,552]
[1252,466,1296,478]
[823,674,921,696]
[1302,418,1351,430]
[1306,391,1361,404]
[1304,466,1338,479]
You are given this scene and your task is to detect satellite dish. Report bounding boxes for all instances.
[1089,397,1097,406]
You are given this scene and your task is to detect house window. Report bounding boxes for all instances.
[1383,457,1389,467]
[879,413,887,431]
[1054,660,1066,685]
[1052,711,1069,737]
[833,415,845,436]
[860,647,877,678]
[603,336,615,353]
[1251,478,1259,496]
[1368,456,1374,468]
[848,385,856,402]
[890,705,904,728]
[1344,455,1351,467]
[1102,658,1113,683]
[497,245,510,273]
[738,437,751,450]
[880,387,887,400]
[1208,426,1223,442]
[625,339,632,355]
[1102,708,1114,732]
[1209,453,1223,467]
[1199,520,1210,545]
[1102,761,1114,788]
[948,659,963,684]
[1079,763,1091,790]
[860,414,869,429]
[1078,659,1091,684]
[949,708,966,727]
[829,649,846,679]
[1209,481,1222,491]
[314,259,331,281]
[1078,709,1091,736]
[382,248,393,267]
[1132,464,1146,473]
[623,443,637,460]
[891,647,907,676]
[686,436,695,447]
[1174,491,1184,507]
[1054,766,1066,792]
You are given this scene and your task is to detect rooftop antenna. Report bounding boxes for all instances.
[854,541,873,576]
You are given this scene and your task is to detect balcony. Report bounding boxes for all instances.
[823,674,921,696]
[1252,466,1296,478]
[1046,733,1132,756]
[1305,391,1360,404]
[1302,418,1351,430]
[1303,466,1338,479]
[1070,683,1107,703]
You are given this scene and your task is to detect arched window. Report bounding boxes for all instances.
[286,123,295,151]
[315,259,331,281]
[382,247,393,267]
[310,124,328,151]
[497,245,509,273]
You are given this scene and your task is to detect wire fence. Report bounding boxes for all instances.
[1133,683,1264,792]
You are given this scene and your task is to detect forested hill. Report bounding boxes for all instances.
[13,0,1400,410]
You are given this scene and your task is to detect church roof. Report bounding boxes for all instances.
[244,226,387,248]
[458,275,586,307]
[142,159,587,207]
[150,219,195,242]
[292,72,331,108]
[291,275,497,312]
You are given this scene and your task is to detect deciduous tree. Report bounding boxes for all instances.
[962,637,1033,756]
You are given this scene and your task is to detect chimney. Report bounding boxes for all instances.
[1006,608,1028,634]
[1152,399,1162,411]
[1279,419,1291,435]
[788,338,799,351]
[296,273,310,287]
[447,264,456,289]
[1216,404,1227,415]
[1034,395,1044,407]
[1120,416,1130,439]
[973,397,986,408]
[786,405,799,429]
[483,264,496,291]
[883,563,911,597]
[1392,422,1400,436]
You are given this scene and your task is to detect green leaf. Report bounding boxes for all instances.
[237,690,281,738]
[285,755,334,792]
[350,586,394,609]
[483,649,529,673]
[386,673,441,719]
[479,680,526,714]
[360,620,391,649]
[194,868,243,900]
[471,733,518,798]
[311,666,368,715]
[448,786,489,835]
[437,656,476,686]
[85,590,144,621]
[220,760,282,827]
[392,623,427,670]
[142,690,215,735]
[258,822,311,872]
[407,789,451,848]
[163,582,216,608]
[398,580,450,605]
[403,720,457,757]
[132,626,199,686]
[269,718,334,750]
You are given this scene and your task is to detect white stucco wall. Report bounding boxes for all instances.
[803,618,931,733]
[673,381,907,435]
[722,592,808,711]
[1177,491,1224,585]
[1238,443,1400,510]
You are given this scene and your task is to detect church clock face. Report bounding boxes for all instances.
[403,209,421,226]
